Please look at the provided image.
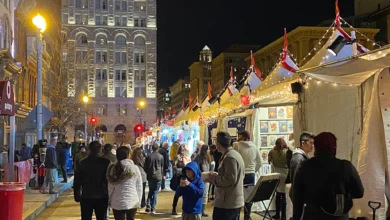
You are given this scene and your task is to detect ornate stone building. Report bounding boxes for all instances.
[248,26,379,77]
[61,0,157,144]
[211,44,261,97]
[170,76,190,112]
[189,46,212,102]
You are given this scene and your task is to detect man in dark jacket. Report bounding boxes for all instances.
[159,142,169,190]
[145,142,165,213]
[102,144,117,163]
[289,131,314,200]
[74,141,111,220]
[40,138,58,194]
[292,132,364,220]
[20,143,32,161]
[57,141,70,183]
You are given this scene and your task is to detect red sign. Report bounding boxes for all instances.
[0,81,14,116]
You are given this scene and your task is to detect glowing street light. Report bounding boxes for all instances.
[83,96,89,104]
[138,100,146,108]
[32,13,46,33]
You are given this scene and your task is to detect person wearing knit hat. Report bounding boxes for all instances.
[292,132,364,220]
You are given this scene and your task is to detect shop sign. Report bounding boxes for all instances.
[0,81,14,116]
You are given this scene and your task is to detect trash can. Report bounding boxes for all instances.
[0,182,26,220]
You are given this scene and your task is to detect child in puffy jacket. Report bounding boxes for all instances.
[175,161,204,220]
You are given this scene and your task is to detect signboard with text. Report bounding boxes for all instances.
[0,81,15,116]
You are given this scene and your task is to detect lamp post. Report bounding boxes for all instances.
[137,99,146,123]
[32,13,46,141]
[83,96,89,146]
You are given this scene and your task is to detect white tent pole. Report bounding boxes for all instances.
[351,31,357,56]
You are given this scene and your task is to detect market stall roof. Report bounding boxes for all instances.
[300,46,390,84]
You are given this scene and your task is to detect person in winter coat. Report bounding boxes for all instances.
[56,141,70,183]
[233,130,261,220]
[170,140,181,161]
[20,143,32,161]
[209,144,221,201]
[144,143,165,213]
[131,146,147,208]
[289,131,314,201]
[159,142,170,190]
[74,141,111,220]
[292,132,364,220]
[40,138,58,194]
[107,146,143,220]
[205,132,245,220]
[191,141,204,161]
[268,138,290,220]
[194,144,211,217]
[103,144,117,163]
[175,161,205,220]
[74,145,87,172]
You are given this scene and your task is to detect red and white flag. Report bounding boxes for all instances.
[227,67,238,96]
[280,28,298,76]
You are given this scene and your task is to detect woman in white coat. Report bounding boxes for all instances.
[107,146,143,220]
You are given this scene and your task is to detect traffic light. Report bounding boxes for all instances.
[90,116,97,126]
[134,124,144,133]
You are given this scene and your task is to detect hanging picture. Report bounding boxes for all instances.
[268,135,277,146]
[279,121,288,133]
[261,164,271,175]
[260,150,269,164]
[287,106,293,119]
[260,121,269,133]
[269,121,278,133]
[261,135,268,147]
[287,121,294,133]
[277,107,286,119]
[268,107,277,119]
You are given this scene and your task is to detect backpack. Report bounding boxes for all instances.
[319,160,353,216]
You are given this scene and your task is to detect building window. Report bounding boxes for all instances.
[134,17,146,27]
[95,15,101,25]
[115,35,126,45]
[96,69,107,80]
[96,86,108,98]
[62,14,68,24]
[96,35,107,45]
[95,0,107,9]
[115,52,127,64]
[102,0,107,9]
[63,0,68,7]
[120,105,127,116]
[76,69,88,80]
[76,50,88,63]
[95,51,107,63]
[76,0,81,8]
[134,53,145,64]
[75,15,82,24]
[115,0,127,11]
[185,83,190,88]
[97,104,108,115]
[134,87,146,98]
[115,87,127,97]
[82,15,88,25]
[135,70,145,81]
[115,69,126,81]
[134,2,146,12]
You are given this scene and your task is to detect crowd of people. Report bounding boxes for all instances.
[32,128,364,220]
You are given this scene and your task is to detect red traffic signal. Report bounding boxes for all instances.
[134,124,144,133]
[90,116,97,125]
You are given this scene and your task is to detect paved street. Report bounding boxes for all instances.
[34,188,268,220]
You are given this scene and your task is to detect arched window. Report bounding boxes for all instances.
[96,34,107,45]
[76,33,88,46]
[3,18,10,49]
[134,36,145,46]
[115,35,126,46]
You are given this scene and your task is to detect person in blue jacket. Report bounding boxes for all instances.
[175,161,205,220]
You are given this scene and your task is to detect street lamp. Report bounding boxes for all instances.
[83,95,88,146]
[138,100,145,108]
[32,13,46,141]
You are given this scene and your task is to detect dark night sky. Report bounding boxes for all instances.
[156,0,355,89]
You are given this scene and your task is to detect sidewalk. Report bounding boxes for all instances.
[23,176,74,220]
